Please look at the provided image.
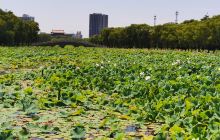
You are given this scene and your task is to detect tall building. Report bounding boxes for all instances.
[20,14,35,21]
[89,13,108,37]
[73,31,83,39]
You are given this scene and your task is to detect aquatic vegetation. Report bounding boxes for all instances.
[0,46,220,139]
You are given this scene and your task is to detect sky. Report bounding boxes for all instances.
[1,0,220,37]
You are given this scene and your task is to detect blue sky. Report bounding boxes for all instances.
[1,0,220,37]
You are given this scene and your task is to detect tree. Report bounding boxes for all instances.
[38,33,52,43]
[89,14,220,51]
[0,9,39,46]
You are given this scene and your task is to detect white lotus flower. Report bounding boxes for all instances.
[145,76,151,81]
[172,60,181,65]
[140,72,145,77]
[76,67,80,70]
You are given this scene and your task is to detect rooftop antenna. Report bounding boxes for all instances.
[154,15,157,26]
[175,11,179,24]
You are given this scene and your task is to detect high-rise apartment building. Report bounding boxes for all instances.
[89,13,108,37]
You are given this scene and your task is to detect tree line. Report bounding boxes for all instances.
[0,9,39,46]
[90,15,220,51]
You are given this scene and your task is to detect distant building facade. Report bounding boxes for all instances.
[20,14,35,21]
[72,31,83,39]
[89,13,108,37]
[51,30,83,39]
[51,30,65,36]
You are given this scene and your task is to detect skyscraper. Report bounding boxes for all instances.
[89,13,108,37]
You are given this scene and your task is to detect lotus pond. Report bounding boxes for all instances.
[0,46,220,140]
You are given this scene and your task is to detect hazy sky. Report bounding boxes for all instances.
[1,0,220,37]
